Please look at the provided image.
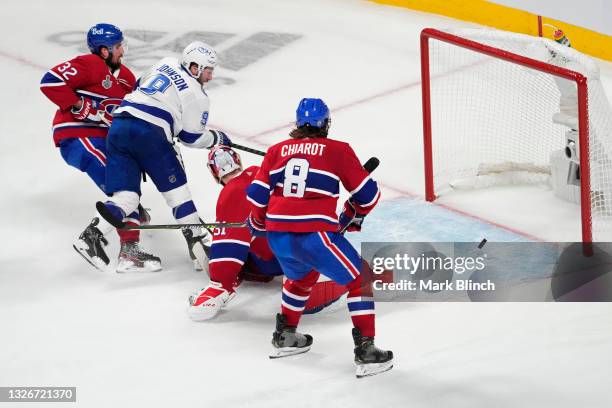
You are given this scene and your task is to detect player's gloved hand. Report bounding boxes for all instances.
[97,98,120,126]
[246,214,266,237]
[71,97,104,123]
[210,130,232,147]
[338,199,367,233]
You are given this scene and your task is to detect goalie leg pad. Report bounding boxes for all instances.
[188,282,235,321]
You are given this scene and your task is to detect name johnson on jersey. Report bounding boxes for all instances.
[156,64,188,91]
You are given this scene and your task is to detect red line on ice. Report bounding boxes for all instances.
[0,50,47,70]
[6,47,543,241]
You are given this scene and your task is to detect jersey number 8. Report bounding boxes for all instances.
[283,158,309,198]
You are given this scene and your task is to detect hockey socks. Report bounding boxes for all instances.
[281,272,375,335]
[346,275,375,338]
[281,271,320,327]
[117,210,140,243]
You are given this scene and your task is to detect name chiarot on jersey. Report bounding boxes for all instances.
[280,142,326,157]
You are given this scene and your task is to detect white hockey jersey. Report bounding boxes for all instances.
[115,57,215,148]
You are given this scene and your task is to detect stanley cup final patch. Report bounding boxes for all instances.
[102,75,112,89]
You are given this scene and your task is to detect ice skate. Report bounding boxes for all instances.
[352,328,393,378]
[73,217,110,271]
[182,228,210,272]
[116,241,162,273]
[270,313,313,359]
[188,281,235,321]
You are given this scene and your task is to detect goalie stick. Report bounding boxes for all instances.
[231,142,266,156]
[119,157,380,231]
[94,202,244,231]
[121,221,245,231]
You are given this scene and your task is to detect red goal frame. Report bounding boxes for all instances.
[420,28,592,242]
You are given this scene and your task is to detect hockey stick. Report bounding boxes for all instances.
[231,143,266,156]
[363,156,380,174]
[95,201,243,231]
[120,157,379,232]
[122,221,245,231]
[118,145,263,230]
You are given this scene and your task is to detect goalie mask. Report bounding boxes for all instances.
[207,146,242,184]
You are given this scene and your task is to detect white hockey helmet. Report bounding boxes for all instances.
[207,146,242,184]
[181,41,218,79]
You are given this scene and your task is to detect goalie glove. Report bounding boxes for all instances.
[246,213,266,237]
[338,199,367,233]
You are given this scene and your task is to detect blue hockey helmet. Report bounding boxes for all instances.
[87,23,124,54]
[296,98,330,128]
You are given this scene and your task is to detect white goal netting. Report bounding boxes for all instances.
[426,28,612,241]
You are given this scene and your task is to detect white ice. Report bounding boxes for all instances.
[1,0,611,407]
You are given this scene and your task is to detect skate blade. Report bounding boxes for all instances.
[269,346,311,359]
[73,245,107,272]
[116,262,162,273]
[356,360,394,378]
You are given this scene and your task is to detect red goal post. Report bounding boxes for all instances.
[420,28,592,242]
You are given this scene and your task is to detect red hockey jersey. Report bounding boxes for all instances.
[209,166,276,283]
[213,164,349,309]
[247,137,380,232]
[40,54,135,146]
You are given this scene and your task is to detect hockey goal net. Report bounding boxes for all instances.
[421,28,612,242]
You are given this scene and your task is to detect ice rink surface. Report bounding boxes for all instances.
[1,0,611,406]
